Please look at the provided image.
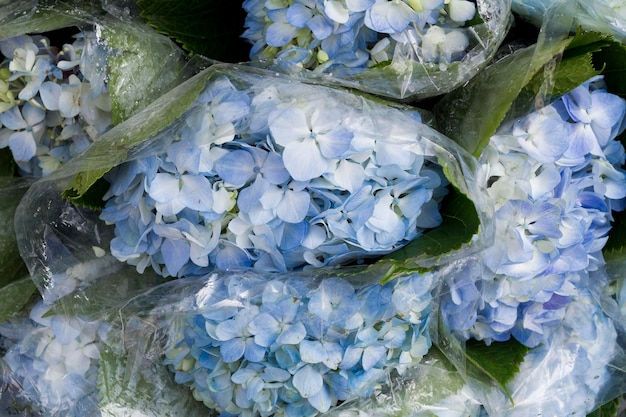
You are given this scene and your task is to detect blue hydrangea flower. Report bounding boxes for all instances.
[242,0,477,76]
[440,76,626,347]
[0,301,106,417]
[101,71,449,277]
[0,33,113,175]
[163,270,435,417]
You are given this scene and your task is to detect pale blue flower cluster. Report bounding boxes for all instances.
[101,74,448,277]
[440,76,626,347]
[0,301,105,417]
[0,32,112,176]
[479,285,618,417]
[242,0,477,75]
[164,270,434,417]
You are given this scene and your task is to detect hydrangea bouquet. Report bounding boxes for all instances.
[1,1,626,417]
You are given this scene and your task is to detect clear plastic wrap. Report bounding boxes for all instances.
[2,2,626,416]
[512,0,626,42]
[14,63,493,302]
[242,0,513,100]
[102,269,436,416]
[0,0,223,185]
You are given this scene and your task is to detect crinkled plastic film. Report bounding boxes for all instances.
[5,61,495,416]
[246,0,512,101]
[512,0,626,42]
[101,268,440,416]
[14,63,493,303]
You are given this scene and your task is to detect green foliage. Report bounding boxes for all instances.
[434,30,620,158]
[102,18,189,125]
[587,396,622,417]
[433,38,570,157]
[593,41,626,98]
[378,187,480,284]
[0,178,32,287]
[62,68,211,204]
[0,277,37,323]
[136,0,249,62]
[0,149,17,177]
[98,346,209,417]
[465,338,529,404]
[0,178,36,321]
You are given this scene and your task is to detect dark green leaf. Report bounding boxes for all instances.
[0,277,37,323]
[434,37,572,156]
[0,149,17,177]
[592,39,626,98]
[587,396,622,417]
[0,178,32,288]
[434,31,619,158]
[378,187,480,284]
[465,338,529,404]
[136,0,249,62]
[61,68,211,202]
[522,52,599,99]
[102,18,189,125]
[98,346,209,417]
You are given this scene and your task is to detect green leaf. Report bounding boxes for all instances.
[136,0,249,62]
[98,346,209,417]
[522,52,599,99]
[433,36,572,156]
[465,338,529,404]
[587,396,622,417]
[102,17,189,125]
[378,187,480,284]
[0,178,32,288]
[434,30,616,158]
[61,68,210,202]
[593,41,626,97]
[0,2,84,39]
[0,149,17,177]
[0,277,37,322]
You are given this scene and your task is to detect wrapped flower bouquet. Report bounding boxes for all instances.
[1,1,626,417]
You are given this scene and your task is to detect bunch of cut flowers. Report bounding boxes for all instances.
[0,1,626,417]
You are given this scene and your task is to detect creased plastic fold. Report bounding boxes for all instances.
[243,0,513,101]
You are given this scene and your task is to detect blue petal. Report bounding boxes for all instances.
[276,322,307,345]
[278,221,308,250]
[244,339,267,362]
[220,338,246,363]
[149,173,180,203]
[277,189,311,223]
[300,340,327,364]
[238,177,270,214]
[261,150,291,185]
[307,14,333,40]
[215,149,256,187]
[0,106,27,130]
[317,126,353,158]
[308,383,332,413]
[179,175,214,212]
[293,365,323,397]
[50,317,81,345]
[266,21,298,47]
[282,139,327,181]
[286,3,313,28]
[161,238,189,276]
[39,81,61,111]
[361,345,386,371]
[260,366,291,383]
[9,130,36,162]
